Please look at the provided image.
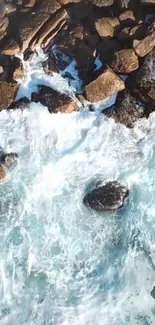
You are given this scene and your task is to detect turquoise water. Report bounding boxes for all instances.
[0,51,155,324]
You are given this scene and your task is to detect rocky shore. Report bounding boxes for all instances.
[0,0,155,192]
[0,0,155,118]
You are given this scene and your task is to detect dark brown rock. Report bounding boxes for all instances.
[42,55,59,75]
[74,43,96,79]
[98,39,121,62]
[31,85,80,113]
[83,67,125,103]
[70,1,92,20]
[134,49,155,103]
[111,49,139,73]
[0,78,19,111]
[133,30,155,57]
[104,90,145,127]
[13,58,24,80]
[117,0,138,9]
[9,97,30,110]
[83,181,129,211]
[116,24,145,41]
[140,0,155,4]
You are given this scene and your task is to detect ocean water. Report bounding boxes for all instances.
[0,50,155,325]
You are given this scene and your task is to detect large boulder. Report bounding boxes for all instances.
[0,78,19,111]
[31,85,80,113]
[111,49,139,73]
[83,67,125,103]
[83,181,129,211]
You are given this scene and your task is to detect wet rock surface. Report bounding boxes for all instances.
[31,85,80,113]
[83,181,129,211]
[103,90,146,127]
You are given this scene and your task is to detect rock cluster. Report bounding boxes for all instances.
[0,0,155,125]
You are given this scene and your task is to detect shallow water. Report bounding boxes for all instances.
[0,50,155,325]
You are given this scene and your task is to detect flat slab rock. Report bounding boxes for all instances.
[31,85,80,113]
[1,0,61,55]
[84,67,125,103]
[83,181,129,211]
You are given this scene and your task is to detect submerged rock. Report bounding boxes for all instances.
[83,181,129,211]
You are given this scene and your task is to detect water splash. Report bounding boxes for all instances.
[0,52,155,325]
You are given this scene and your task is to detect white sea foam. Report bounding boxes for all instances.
[0,51,155,325]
